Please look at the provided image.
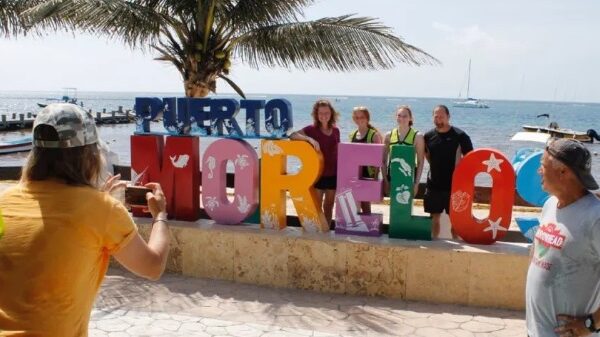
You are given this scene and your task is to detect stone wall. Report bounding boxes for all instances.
[123,218,529,310]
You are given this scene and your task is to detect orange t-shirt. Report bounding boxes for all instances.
[0,180,137,336]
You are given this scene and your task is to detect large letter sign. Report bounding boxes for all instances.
[202,139,259,224]
[388,145,431,240]
[450,149,515,244]
[513,149,548,207]
[128,96,554,245]
[334,143,384,236]
[131,134,200,221]
[260,140,328,232]
[134,97,293,138]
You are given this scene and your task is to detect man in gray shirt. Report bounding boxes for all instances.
[526,138,600,337]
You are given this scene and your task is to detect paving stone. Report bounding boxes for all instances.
[95,318,130,332]
[150,319,181,331]
[224,324,264,337]
[415,327,458,337]
[461,321,505,333]
[90,268,526,336]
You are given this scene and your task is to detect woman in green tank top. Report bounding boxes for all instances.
[349,106,383,214]
[382,105,425,197]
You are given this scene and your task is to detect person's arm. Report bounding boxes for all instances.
[289,129,320,152]
[554,219,600,336]
[373,131,384,144]
[423,134,431,164]
[381,132,391,195]
[414,133,425,196]
[113,183,170,281]
[460,132,474,155]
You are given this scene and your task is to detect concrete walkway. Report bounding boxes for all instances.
[91,268,526,337]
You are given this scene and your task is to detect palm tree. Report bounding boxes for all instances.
[21,0,439,98]
[1,1,35,36]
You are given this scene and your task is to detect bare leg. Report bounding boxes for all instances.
[323,189,336,227]
[360,201,371,214]
[316,188,326,224]
[431,213,441,239]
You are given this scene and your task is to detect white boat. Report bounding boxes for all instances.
[453,59,489,109]
[0,137,32,155]
[453,98,489,109]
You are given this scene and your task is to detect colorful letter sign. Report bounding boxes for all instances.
[202,139,259,224]
[450,149,515,244]
[260,140,328,232]
[129,97,552,245]
[388,145,431,240]
[131,134,200,221]
[334,143,384,236]
[135,97,293,138]
[0,207,4,240]
[513,149,548,207]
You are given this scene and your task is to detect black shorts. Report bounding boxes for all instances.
[315,176,337,190]
[423,188,451,214]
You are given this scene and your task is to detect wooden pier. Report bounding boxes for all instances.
[0,106,134,131]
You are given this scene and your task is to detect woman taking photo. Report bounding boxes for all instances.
[290,99,340,226]
[0,103,171,335]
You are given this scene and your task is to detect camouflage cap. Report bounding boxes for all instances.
[33,103,99,148]
[546,138,598,190]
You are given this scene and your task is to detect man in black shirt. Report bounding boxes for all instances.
[424,105,473,239]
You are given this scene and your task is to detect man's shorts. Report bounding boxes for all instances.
[315,175,337,190]
[423,188,451,214]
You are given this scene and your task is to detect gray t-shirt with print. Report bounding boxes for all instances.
[526,193,600,337]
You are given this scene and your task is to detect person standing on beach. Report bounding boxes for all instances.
[0,103,171,335]
[526,138,600,337]
[382,105,425,197]
[290,99,340,226]
[424,105,473,239]
[349,106,384,214]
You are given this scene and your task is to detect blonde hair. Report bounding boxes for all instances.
[21,125,103,187]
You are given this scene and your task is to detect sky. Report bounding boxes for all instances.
[0,0,599,102]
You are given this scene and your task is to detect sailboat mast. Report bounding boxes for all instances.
[466,59,471,98]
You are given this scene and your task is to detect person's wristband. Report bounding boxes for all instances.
[152,216,168,225]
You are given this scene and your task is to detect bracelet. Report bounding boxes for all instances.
[152,218,168,225]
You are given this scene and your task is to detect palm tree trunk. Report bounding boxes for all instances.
[183,71,217,98]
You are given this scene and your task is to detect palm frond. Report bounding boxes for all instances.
[233,14,440,71]
[218,74,246,99]
[218,0,313,32]
[0,0,43,36]
[23,0,165,47]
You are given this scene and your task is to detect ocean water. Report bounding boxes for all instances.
[1,91,599,183]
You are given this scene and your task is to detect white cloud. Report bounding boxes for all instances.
[432,22,516,52]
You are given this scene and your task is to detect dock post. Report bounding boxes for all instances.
[1,115,6,130]
[118,106,123,114]
[96,112,101,124]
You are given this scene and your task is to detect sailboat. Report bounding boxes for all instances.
[453,60,490,109]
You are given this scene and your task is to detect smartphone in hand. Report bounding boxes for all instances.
[125,186,152,207]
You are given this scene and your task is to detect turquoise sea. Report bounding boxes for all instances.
[1,91,599,183]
